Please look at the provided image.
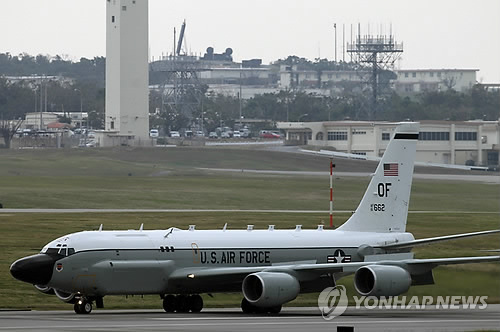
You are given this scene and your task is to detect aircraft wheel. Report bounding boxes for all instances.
[176,295,189,313]
[74,298,92,314]
[162,295,176,313]
[241,298,255,314]
[189,295,203,313]
[73,302,81,314]
[268,305,282,314]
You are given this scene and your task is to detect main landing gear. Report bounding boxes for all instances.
[162,294,203,313]
[241,298,281,314]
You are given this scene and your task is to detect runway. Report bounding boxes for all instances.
[1,306,499,332]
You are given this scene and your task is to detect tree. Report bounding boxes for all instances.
[0,119,22,148]
[0,77,34,147]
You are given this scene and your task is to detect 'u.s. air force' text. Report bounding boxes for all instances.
[199,251,271,264]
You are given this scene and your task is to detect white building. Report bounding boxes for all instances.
[279,65,369,92]
[103,0,149,146]
[277,120,499,167]
[278,66,478,95]
[394,69,478,93]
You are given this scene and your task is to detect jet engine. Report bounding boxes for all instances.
[54,289,77,303]
[242,272,300,307]
[354,265,411,297]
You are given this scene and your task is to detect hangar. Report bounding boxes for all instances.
[277,120,499,167]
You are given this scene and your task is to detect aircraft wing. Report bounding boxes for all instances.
[377,229,500,250]
[168,255,500,285]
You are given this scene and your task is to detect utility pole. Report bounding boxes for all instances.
[39,78,43,130]
[239,67,243,128]
[334,23,337,63]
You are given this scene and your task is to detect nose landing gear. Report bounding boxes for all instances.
[74,298,92,314]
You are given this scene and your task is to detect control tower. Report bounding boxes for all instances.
[104,0,149,146]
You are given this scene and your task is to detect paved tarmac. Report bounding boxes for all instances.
[1,306,499,332]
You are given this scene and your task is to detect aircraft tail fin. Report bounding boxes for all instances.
[337,122,419,233]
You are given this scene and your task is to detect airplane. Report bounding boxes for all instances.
[10,122,499,315]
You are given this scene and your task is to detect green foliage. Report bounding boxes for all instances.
[0,53,105,85]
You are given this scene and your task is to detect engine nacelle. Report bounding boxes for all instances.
[54,289,77,303]
[34,284,54,295]
[354,265,411,297]
[242,272,300,307]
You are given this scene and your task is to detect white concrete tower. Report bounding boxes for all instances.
[105,0,149,144]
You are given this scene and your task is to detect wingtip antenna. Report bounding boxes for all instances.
[98,224,103,232]
[139,223,144,231]
[222,223,228,231]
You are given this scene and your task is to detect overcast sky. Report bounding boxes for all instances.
[1,0,499,82]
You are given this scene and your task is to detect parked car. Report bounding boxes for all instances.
[221,132,231,138]
[209,132,218,139]
[259,130,280,139]
[233,130,241,138]
[170,131,180,138]
[149,129,159,138]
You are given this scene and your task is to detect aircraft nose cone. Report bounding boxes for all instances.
[10,254,56,285]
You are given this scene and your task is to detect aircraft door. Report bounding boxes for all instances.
[191,243,200,264]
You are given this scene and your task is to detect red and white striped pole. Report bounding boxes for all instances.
[329,158,334,228]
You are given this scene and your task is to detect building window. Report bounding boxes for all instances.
[437,72,441,77]
[382,132,391,141]
[430,72,434,77]
[455,132,477,141]
[111,15,115,23]
[328,131,347,141]
[352,130,366,135]
[404,72,408,78]
[122,5,127,11]
[110,121,114,130]
[316,132,324,140]
[419,132,450,141]
[412,72,417,78]
[307,132,312,140]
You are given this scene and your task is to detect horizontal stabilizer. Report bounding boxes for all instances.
[301,149,490,171]
[378,229,500,249]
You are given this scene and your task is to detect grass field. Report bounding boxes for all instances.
[0,147,498,310]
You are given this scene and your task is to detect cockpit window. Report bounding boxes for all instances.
[44,247,75,257]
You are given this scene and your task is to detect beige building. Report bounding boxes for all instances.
[277,120,500,167]
[23,112,58,130]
